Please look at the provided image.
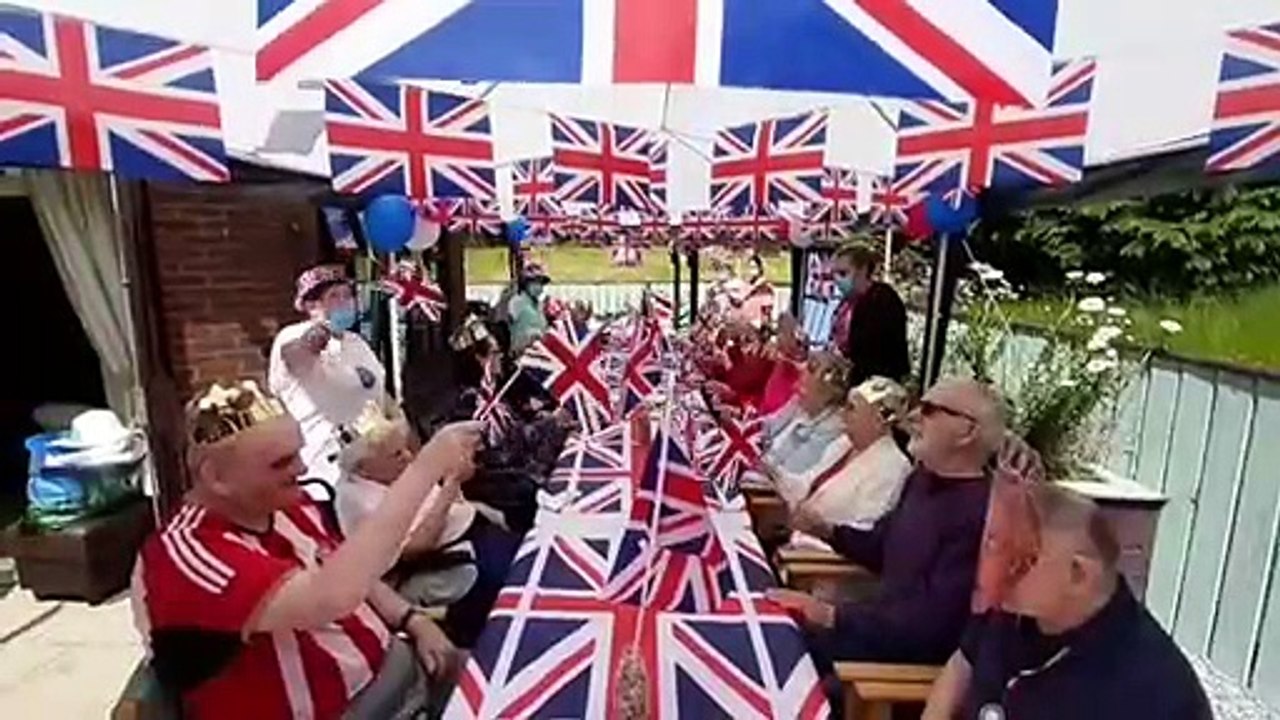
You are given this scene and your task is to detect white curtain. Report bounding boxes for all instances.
[24,170,140,422]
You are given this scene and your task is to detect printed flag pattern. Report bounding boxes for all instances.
[1207,23,1280,174]
[512,156,562,236]
[447,197,503,237]
[552,115,653,212]
[381,265,445,321]
[806,167,859,239]
[324,78,495,199]
[711,112,827,214]
[894,58,1097,197]
[521,317,615,434]
[0,9,227,181]
[255,0,1059,107]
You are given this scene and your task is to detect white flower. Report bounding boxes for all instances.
[1160,319,1184,335]
[968,261,1004,282]
[1085,272,1107,285]
[1087,325,1123,351]
[1059,378,1079,388]
[1077,297,1106,313]
[1106,347,1119,359]
[1066,270,1085,281]
[1107,307,1127,318]
[1086,358,1119,374]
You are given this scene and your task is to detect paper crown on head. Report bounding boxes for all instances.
[186,380,285,447]
[294,264,349,311]
[450,313,492,351]
[850,376,909,423]
[337,401,405,449]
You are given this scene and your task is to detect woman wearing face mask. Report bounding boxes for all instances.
[829,242,910,385]
[507,262,552,354]
[269,264,387,495]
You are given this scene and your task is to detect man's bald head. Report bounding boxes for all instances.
[1033,483,1120,571]
[908,376,1007,475]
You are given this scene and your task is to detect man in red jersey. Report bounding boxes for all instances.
[131,380,482,719]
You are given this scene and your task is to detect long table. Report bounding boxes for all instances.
[444,413,828,719]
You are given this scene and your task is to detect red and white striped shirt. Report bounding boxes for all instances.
[133,501,390,720]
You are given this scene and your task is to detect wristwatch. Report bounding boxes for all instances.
[393,605,428,635]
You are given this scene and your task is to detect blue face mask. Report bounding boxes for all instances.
[835,276,856,297]
[326,304,358,333]
[527,283,545,300]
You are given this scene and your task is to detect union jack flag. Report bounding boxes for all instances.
[255,1,1059,107]
[1207,23,1280,174]
[699,411,763,488]
[711,112,828,214]
[723,206,787,245]
[894,58,1097,196]
[806,167,860,239]
[0,9,227,182]
[648,136,668,214]
[473,356,514,440]
[804,250,836,300]
[620,318,664,418]
[511,156,562,236]
[380,263,445,322]
[521,317,614,434]
[642,287,675,331]
[580,204,623,244]
[552,115,652,211]
[447,197,503,237]
[868,175,915,227]
[678,209,723,246]
[606,427,728,614]
[323,78,494,200]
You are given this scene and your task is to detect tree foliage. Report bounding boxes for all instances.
[979,185,1280,298]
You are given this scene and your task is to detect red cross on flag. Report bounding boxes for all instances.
[380,261,445,322]
[711,111,827,214]
[520,316,615,433]
[551,115,653,212]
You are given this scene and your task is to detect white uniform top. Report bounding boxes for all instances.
[268,320,386,491]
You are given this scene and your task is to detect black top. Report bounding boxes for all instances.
[961,582,1213,720]
[824,468,990,663]
[841,280,910,385]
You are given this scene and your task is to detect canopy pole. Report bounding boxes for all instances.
[789,244,804,318]
[687,246,700,322]
[883,226,894,281]
[670,236,682,327]
[918,233,960,390]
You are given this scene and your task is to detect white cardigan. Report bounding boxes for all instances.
[776,434,912,531]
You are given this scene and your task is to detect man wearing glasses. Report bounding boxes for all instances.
[770,377,1003,668]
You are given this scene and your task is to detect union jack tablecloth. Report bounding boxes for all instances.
[445,414,828,719]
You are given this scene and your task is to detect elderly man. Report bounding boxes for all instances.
[132,381,482,720]
[924,484,1212,720]
[769,376,1004,665]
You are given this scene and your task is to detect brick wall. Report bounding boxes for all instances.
[147,182,323,396]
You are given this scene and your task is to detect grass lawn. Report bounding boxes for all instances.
[464,245,792,285]
[1006,284,1280,373]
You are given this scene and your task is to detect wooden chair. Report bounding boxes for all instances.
[774,545,877,603]
[836,662,941,720]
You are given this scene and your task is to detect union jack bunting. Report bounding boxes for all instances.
[723,206,787,245]
[606,428,728,614]
[552,115,652,211]
[641,288,675,330]
[648,136,668,214]
[324,79,494,199]
[804,250,836,300]
[255,0,1059,107]
[511,156,562,236]
[894,58,1097,196]
[711,111,828,214]
[678,209,723,246]
[620,319,664,418]
[1207,23,1280,174]
[868,175,915,227]
[580,204,623,243]
[447,198,503,237]
[380,263,445,322]
[698,411,764,493]
[0,9,227,182]
[521,317,614,434]
[806,167,860,239]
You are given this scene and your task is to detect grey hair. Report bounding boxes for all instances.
[1031,483,1120,570]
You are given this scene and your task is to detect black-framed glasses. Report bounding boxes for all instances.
[919,399,979,424]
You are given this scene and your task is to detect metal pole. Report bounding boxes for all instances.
[687,246,700,321]
[789,245,805,318]
[918,233,960,390]
[670,237,682,327]
[883,225,894,281]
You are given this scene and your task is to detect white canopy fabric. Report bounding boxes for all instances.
[13,0,1280,212]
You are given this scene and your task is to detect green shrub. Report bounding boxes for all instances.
[980,185,1280,298]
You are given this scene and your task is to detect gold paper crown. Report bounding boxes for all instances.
[186,380,286,447]
[339,401,406,447]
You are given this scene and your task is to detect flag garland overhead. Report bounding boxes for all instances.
[893,59,1097,198]
[710,111,828,214]
[323,78,495,199]
[551,114,653,212]
[1207,23,1280,175]
[512,156,561,236]
[0,8,227,182]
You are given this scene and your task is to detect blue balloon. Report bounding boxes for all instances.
[362,195,415,253]
[506,215,530,243]
[925,191,978,235]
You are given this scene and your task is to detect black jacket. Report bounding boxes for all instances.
[841,281,910,385]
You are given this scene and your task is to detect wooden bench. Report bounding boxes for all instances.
[774,544,877,603]
[836,662,941,720]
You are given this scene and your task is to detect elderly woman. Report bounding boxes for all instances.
[786,376,913,547]
[335,405,519,647]
[760,351,851,489]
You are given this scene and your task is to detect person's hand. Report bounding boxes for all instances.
[995,433,1045,485]
[415,421,483,482]
[405,613,457,679]
[790,503,833,541]
[302,321,332,354]
[766,589,836,629]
